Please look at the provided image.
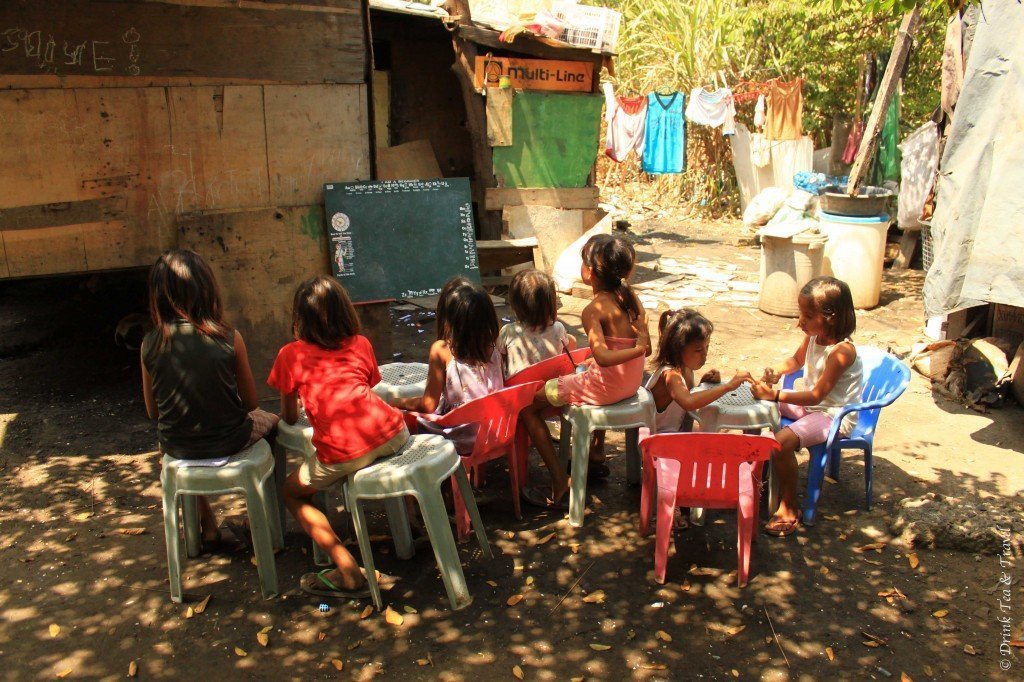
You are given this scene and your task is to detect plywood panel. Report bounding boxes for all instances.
[178,206,331,392]
[3,224,88,277]
[0,197,127,230]
[167,86,271,212]
[264,84,371,206]
[376,140,442,181]
[80,220,149,271]
[0,234,10,278]
[0,0,364,84]
[0,89,80,208]
[70,87,175,256]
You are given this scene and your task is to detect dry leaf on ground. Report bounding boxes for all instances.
[256,632,269,647]
[537,533,556,545]
[119,527,147,535]
[963,644,979,656]
[582,590,605,604]
[56,669,73,679]
[725,625,746,638]
[234,647,247,657]
[826,646,835,661]
[49,624,60,638]
[184,606,194,619]
[512,664,524,680]
[526,576,534,586]
[194,594,212,614]
[331,659,344,671]
[909,554,920,569]
[486,581,498,587]
[403,606,417,614]
[506,594,524,606]
[317,631,326,642]
[128,661,138,678]
[384,607,404,626]
[656,630,672,642]
[589,643,611,651]
[854,542,886,553]
[901,673,913,682]
[932,609,949,618]
[360,605,374,619]
[641,663,666,670]
[259,626,273,635]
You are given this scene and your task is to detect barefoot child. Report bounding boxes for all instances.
[751,277,863,537]
[141,250,279,551]
[520,234,651,508]
[646,309,752,433]
[269,276,409,598]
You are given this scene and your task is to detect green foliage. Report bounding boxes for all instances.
[590,0,949,214]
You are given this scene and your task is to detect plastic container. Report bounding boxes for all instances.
[819,212,890,309]
[554,2,621,52]
[758,230,828,317]
[819,186,893,217]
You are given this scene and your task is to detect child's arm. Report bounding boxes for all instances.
[140,352,157,420]
[667,368,753,412]
[280,391,300,425]
[392,339,449,412]
[583,304,645,367]
[233,332,260,411]
[559,322,578,351]
[632,307,653,358]
[761,334,810,385]
[753,342,855,406]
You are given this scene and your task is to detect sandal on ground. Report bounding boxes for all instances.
[521,486,570,510]
[300,569,371,599]
[763,517,800,537]
[362,567,400,591]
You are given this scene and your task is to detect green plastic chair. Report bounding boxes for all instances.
[160,439,283,602]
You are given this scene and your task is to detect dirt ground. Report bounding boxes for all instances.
[1,217,1022,681]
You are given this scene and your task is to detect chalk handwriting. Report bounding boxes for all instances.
[1,26,141,75]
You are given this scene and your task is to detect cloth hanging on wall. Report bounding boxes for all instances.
[602,83,647,162]
[642,91,686,174]
[897,121,939,229]
[684,87,736,135]
[765,78,805,140]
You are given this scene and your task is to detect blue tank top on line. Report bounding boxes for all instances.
[643,92,686,174]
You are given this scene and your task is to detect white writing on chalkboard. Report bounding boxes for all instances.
[1,26,141,75]
[342,179,453,195]
[400,287,443,299]
[459,202,477,270]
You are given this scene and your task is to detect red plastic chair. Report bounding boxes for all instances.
[411,381,544,539]
[639,431,778,587]
[505,348,592,479]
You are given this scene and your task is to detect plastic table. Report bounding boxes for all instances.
[372,362,429,403]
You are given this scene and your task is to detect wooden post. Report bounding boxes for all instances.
[847,6,922,195]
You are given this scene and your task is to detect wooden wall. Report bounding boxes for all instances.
[0,0,373,387]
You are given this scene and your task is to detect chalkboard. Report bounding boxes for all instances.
[323,178,480,303]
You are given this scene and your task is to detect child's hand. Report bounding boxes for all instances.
[750,381,776,401]
[727,371,753,389]
[699,369,721,384]
[761,367,780,386]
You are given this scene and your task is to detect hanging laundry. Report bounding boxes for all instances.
[842,121,865,165]
[602,82,647,162]
[750,132,771,168]
[870,83,901,185]
[642,91,686,174]
[765,78,805,141]
[753,94,766,128]
[684,87,736,135]
[897,121,940,229]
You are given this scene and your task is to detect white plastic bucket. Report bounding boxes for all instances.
[820,212,890,309]
[758,231,828,317]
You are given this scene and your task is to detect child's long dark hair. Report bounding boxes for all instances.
[292,275,360,349]
[446,283,499,364]
[508,268,558,331]
[436,276,472,341]
[800,276,856,342]
[655,309,714,369]
[583,234,641,320]
[148,249,229,350]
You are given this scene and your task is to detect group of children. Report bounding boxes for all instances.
[141,234,863,598]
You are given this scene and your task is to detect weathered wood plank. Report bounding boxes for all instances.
[376,140,442,181]
[484,187,599,211]
[847,7,921,195]
[476,237,536,271]
[0,233,10,278]
[0,197,126,231]
[457,24,607,64]
[167,86,271,212]
[2,224,88,277]
[264,84,371,206]
[486,87,514,147]
[0,0,365,84]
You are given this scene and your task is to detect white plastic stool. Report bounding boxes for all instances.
[161,439,283,602]
[372,362,429,403]
[344,434,491,610]
[276,419,414,567]
[559,388,657,528]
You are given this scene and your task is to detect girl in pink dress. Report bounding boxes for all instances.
[520,234,651,508]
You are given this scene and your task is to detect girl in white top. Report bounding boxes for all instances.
[646,309,753,433]
[751,277,863,537]
[499,269,575,378]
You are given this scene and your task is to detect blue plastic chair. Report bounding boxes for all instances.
[774,345,910,525]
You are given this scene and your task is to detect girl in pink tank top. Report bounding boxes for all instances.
[520,234,651,509]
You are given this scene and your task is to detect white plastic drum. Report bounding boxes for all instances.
[758,231,828,317]
[820,212,890,309]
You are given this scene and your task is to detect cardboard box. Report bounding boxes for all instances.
[991,304,1024,348]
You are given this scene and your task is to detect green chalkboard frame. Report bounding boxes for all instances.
[323,178,480,303]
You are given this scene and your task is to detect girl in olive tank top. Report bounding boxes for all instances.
[141,250,279,550]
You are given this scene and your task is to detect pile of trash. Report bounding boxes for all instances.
[908,336,1021,410]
